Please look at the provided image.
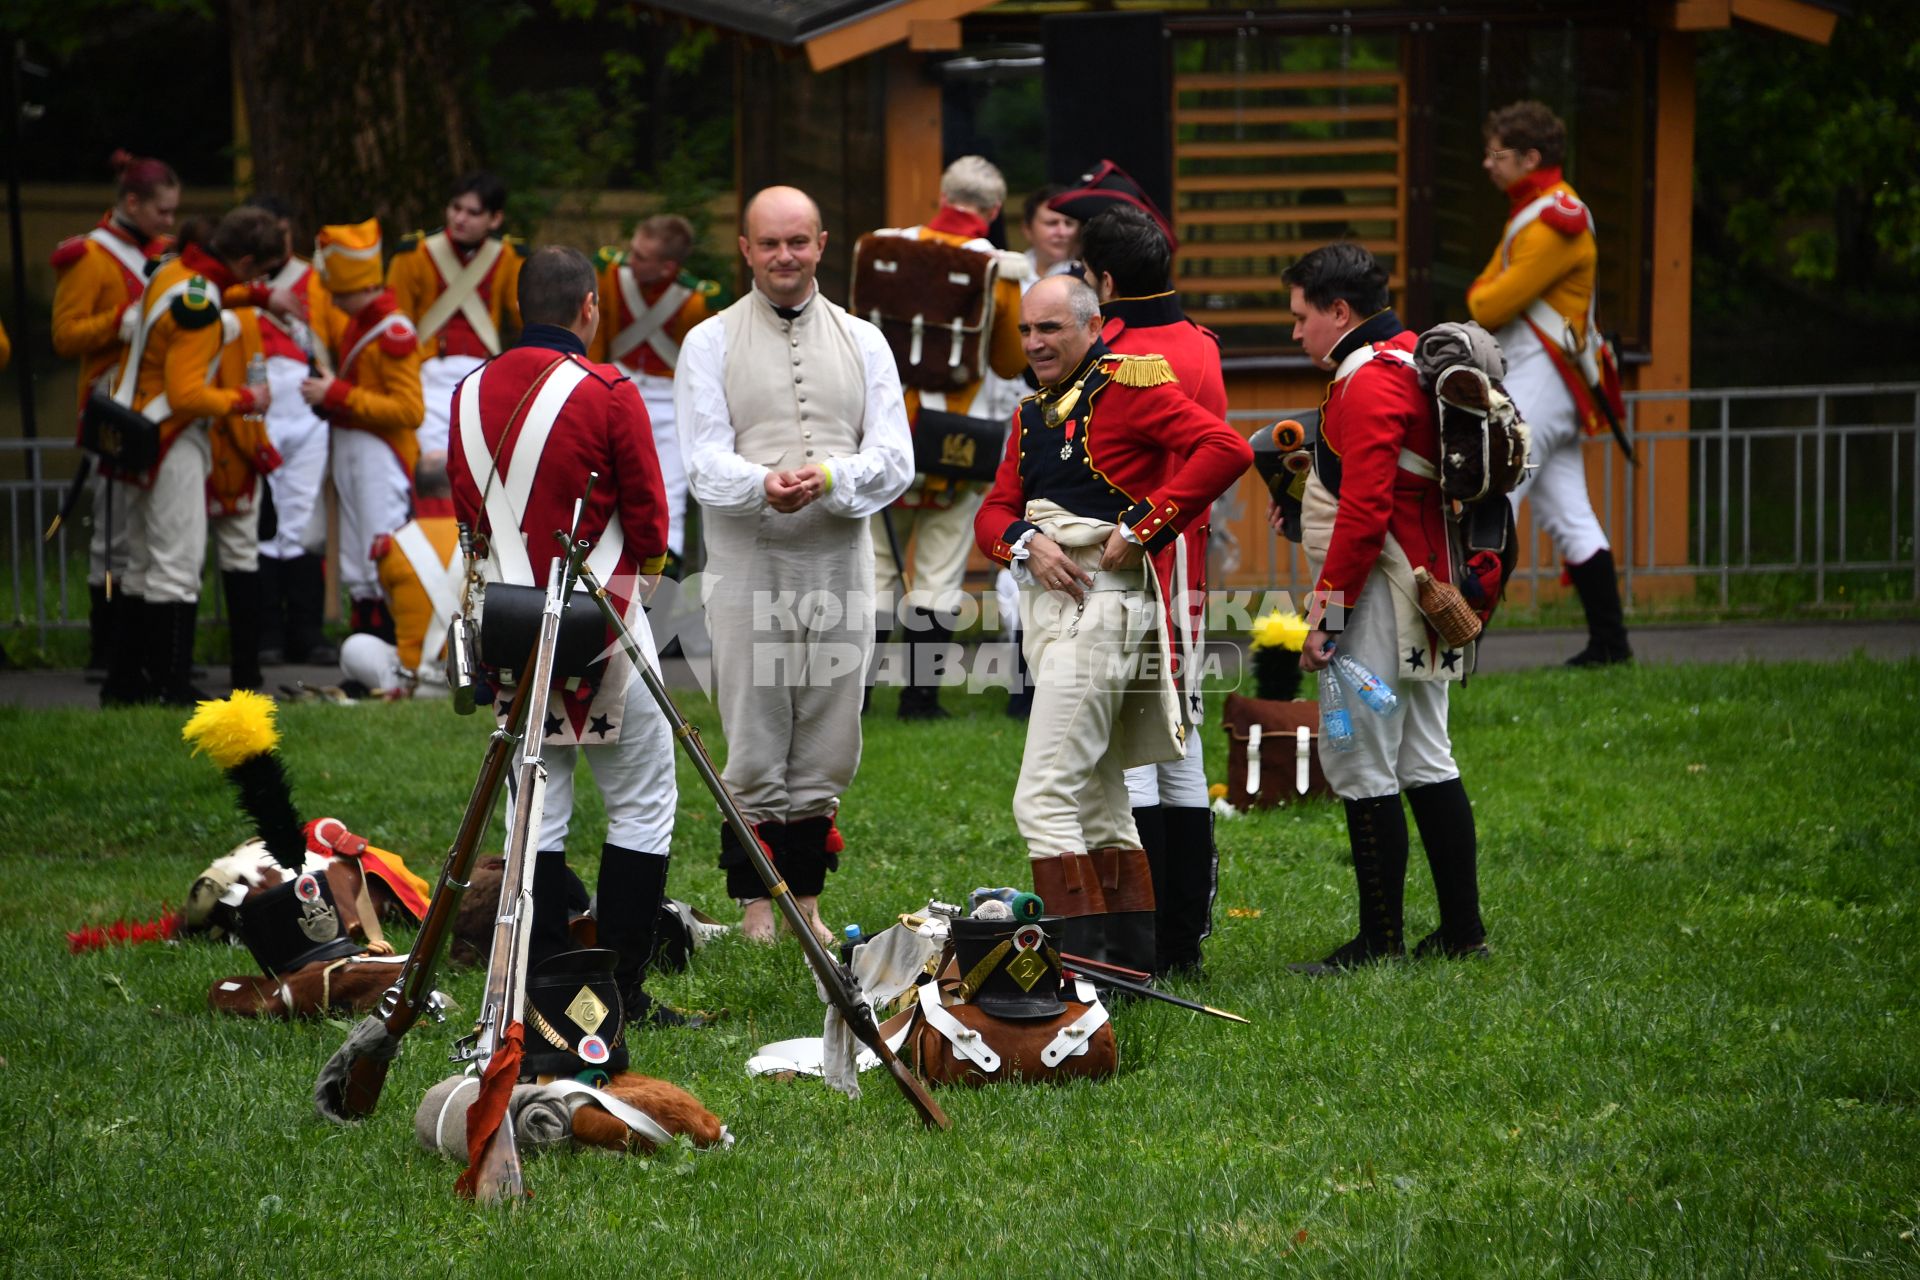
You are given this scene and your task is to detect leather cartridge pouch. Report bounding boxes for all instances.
[912,406,1005,484]
[907,978,1116,1088]
[82,389,160,473]
[477,582,607,688]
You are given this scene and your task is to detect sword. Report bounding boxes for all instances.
[43,454,93,542]
[1061,959,1251,1024]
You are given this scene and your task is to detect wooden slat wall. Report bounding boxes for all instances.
[1173,66,1408,348]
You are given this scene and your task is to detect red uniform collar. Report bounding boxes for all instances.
[413,496,455,519]
[1504,165,1566,212]
[927,205,990,241]
[340,289,400,352]
[180,243,237,290]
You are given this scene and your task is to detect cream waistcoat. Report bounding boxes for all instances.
[718,290,866,471]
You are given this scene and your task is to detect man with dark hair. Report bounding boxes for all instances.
[388,171,524,457]
[446,244,691,1026]
[1278,243,1485,975]
[975,274,1250,976]
[676,185,914,944]
[590,213,725,571]
[1469,100,1631,666]
[1078,203,1231,977]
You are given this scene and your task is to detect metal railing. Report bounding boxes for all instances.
[7,381,1919,645]
[1226,380,1920,611]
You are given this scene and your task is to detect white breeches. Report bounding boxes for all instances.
[1501,327,1611,566]
[211,481,261,573]
[330,429,411,602]
[124,428,210,604]
[262,355,330,558]
[1123,739,1210,809]
[418,354,483,458]
[1317,565,1459,801]
[503,661,678,852]
[630,372,688,558]
[1013,549,1157,858]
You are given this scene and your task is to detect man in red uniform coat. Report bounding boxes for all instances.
[1280,243,1486,975]
[974,274,1251,975]
[1079,203,1229,977]
[446,245,694,1026]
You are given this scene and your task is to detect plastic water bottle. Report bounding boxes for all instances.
[839,923,864,967]
[1333,652,1398,715]
[1319,665,1356,753]
[245,353,268,417]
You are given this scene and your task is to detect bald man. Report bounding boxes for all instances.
[675,185,914,944]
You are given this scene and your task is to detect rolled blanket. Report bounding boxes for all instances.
[1414,320,1505,384]
[414,1076,574,1161]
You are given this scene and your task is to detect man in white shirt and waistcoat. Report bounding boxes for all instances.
[675,186,914,946]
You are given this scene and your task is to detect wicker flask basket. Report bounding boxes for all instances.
[1413,567,1484,648]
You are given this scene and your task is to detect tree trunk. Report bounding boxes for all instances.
[229,0,479,239]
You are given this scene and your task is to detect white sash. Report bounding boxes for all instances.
[454,358,594,586]
[418,233,504,354]
[266,256,310,292]
[1499,193,1605,348]
[338,313,414,380]
[88,227,150,286]
[612,267,691,371]
[112,277,198,421]
[392,520,462,669]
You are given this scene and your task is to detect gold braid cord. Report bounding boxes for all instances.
[1104,353,1177,388]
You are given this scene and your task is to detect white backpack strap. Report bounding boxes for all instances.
[1246,723,1262,797]
[915,981,1000,1074]
[545,1080,679,1149]
[1040,996,1110,1067]
[87,227,151,285]
[418,233,504,353]
[611,268,692,371]
[392,521,462,664]
[464,359,594,587]
[112,278,193,406]
[338,313,414,380]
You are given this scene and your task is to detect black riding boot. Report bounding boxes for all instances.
[223,569,264,691]
[153,600,210,707]
[595,844,670,1018]
[1156,806,1219,978]
[256,555,288,664]
[1407,778,1488,957]
[1290,793,1408,974]
[100,592,153,707]
[286,554,339,663]
[87,583,111,673]
[897,607,954,721]
[1565,548,1632,666]
[530,849,582,969]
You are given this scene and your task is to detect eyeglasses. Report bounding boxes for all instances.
[1483,147,1518,162]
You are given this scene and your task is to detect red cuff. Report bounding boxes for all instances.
[321,378,353,414]
[249,282,272,308]
[231,386,261,415]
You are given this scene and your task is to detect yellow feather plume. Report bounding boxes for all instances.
[181,690,280,770]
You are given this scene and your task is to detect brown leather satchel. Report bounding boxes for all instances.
[908,980,1117,1087]
[1220,692,1333,809]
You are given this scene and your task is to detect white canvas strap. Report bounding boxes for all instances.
[392,520,463,666]
[1040,996,1110,1067]
[1296,725,1312,795]
[455,358,593,586]
[112,278,199,420]
[339,313,413,380]
[1246,723,1263,797]
[546,1080,677,1149]
[419,232,504,353]
[612,267,690,371]
[88,227,150,285]
[267,256,310,292]
[1497,193,1562,267]
[915,982,1000,1074]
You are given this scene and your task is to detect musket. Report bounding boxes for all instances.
[458,480,596,1203]
[564,529,951,1132]
[312,488,590,1131]
[1061,959,1251,1025]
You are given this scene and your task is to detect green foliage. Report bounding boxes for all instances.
[1696,1,1920,291]
[2,661,1917,1274]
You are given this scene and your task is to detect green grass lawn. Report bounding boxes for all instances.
[4,659,1918,1278]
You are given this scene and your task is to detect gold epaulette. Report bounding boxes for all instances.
[1102,353,1177,388]
[593,245,624,271]
[396,229,426,253]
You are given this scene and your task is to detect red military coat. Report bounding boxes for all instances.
[446,326,670,743]
[974,342,1251,565]
[1311,321,1453,620]
[1101,292,1229,686]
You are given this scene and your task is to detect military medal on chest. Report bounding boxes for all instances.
[1059,417,1079,461]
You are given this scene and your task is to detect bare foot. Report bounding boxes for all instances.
[791,896,836,949]
[739,898,776,944]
